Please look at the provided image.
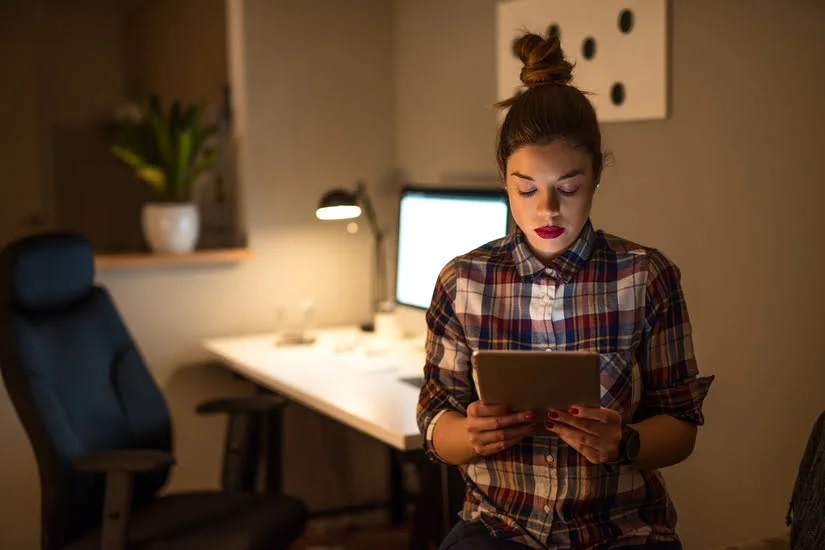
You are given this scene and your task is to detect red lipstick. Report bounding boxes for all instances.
[534,226,565,239]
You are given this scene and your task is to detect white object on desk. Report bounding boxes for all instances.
[202,327,426,451]
[323,332,426,375]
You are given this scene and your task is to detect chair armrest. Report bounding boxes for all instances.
[71,450,174,550]
[195,394,287,493]
[195,394,287,416]
[72,449,175,473]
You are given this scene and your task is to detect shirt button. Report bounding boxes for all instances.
[544,504,551,513]
[546,455,554,464]
[545,348,553,352]
[544,268,553,275]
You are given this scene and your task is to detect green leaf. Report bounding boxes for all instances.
[190,148,217,183]
[110,145,146,170]
[195,121,218,149]
[111,145,166,191]
[136,166,166,191]
[110,95,221,198]
[149,110,172,170]
[170,101,182,134]
[175,128,193,194]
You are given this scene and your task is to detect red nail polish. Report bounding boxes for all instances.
[525,413,534,421]
[545,421,555,430]
[568,407,579,415]
[547,411,559,419]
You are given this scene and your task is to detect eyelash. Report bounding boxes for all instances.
[517,188,579,197]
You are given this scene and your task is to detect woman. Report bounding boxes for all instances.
[416,31,714,550]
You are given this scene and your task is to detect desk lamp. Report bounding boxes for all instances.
[316,180,387,332]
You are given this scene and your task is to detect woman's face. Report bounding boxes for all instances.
[505,141,596,263]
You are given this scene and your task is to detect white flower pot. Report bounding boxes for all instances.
[141,202,200,254]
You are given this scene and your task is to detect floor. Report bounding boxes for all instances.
[291,511,415,550]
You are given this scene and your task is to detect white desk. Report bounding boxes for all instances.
[202,326,427,451]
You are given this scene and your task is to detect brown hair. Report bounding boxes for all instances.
[496,31,604,184]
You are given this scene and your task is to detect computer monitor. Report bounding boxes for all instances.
[393,186,511,331]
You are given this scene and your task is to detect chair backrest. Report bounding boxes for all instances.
[788,409,825,550]
[0,232,172,550]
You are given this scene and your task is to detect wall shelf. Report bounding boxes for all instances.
[95,247,254,269]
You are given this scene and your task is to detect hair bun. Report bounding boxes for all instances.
[513,32,573,88]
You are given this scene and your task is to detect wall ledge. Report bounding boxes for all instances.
[95,248,253,269]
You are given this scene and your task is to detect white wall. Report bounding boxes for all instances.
[0,1,396,547]
[394,1,825,548]
[3,1,823,549]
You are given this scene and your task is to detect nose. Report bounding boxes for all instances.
[537,187,561,219]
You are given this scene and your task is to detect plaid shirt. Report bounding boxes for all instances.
[416,219,714,549]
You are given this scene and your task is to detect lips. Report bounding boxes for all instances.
[534,226,565,239]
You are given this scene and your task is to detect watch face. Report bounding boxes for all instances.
[624,426,641,461]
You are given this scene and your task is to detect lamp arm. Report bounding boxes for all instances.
[355,182,383,241]
[355,182,387,313]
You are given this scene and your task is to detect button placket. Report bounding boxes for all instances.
[545,279,557,350]
[546,438,559,522]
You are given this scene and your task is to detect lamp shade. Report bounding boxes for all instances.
[315,189,362,220]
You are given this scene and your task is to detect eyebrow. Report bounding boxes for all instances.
[510,169,585,182]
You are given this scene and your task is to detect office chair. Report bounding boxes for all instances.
[0,232,308,550]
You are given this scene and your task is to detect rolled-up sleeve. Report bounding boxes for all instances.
[637,252,714,425]
[416,261,474,463]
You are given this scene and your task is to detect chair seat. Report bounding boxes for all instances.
[64,491,308,550]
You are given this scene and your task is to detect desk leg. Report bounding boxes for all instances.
[408,458,465,550]
[389,447,405,524]
[222,412,259,492]
[263,403,284,495]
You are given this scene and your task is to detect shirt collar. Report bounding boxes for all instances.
[511,219,596,281]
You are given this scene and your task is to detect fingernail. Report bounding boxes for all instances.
[568,407,579,415]
[545,421,555,430]
[525,412,534,421]
[547,410,559,419]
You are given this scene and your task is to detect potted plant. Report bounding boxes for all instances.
[110,95,218,254]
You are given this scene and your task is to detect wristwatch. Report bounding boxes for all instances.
[615,424,641,465]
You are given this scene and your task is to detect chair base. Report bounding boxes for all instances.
[63,491,307,550]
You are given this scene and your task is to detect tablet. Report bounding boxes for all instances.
[472,349,601,414]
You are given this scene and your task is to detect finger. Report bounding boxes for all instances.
[548,426,606,464]
[565,405,622,426]
[475,426,535,456]
[599,406,623,425]
[477,437,523,456]
[567,405,614,424]
[471,423,535,446]
[575,443,606,464]
[468,411,534,433]
[545,420,602,450]
[469,401,511,418]
[547,409,602,436]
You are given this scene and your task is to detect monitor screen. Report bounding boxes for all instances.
[395,187,511,310]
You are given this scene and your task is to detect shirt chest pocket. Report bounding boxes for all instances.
[599,350,641,422]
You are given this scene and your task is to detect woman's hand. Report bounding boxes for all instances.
[465,402,536,457]
[545,405,623,464]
